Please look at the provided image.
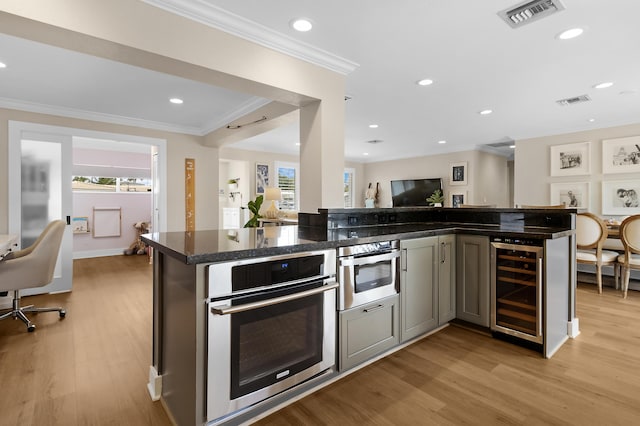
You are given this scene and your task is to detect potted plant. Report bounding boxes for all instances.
[426,189,445,207]
[244,195,264,227]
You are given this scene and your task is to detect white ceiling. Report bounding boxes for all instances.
[2,0,640,162]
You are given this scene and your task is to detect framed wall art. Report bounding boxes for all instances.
[450,161,467,186]
[451,191,466,208]
[255,163,269,194]
[72,216,89,234]
[602,136,640,174]
[602,180,640,215]
[549,182,589,209]
[550,142,590,176]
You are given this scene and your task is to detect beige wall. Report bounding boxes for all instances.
[363,150,510,208]
[0,0,347,231]
[514,122,640,217]
[219,147,366,210]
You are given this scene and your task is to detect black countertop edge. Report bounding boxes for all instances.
[142,225,575,265]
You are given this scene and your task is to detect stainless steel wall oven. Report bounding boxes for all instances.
[491,238,543,344]
[206,250,337,422]
[337,240,400,310]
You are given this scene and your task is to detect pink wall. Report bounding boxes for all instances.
[73,192,152,256]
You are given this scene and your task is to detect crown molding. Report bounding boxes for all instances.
[0,97,203,135]
[142,0,359,75]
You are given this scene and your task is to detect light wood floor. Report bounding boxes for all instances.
[0,255,171,426]
[2,257,640,426]
[256,284,640,425]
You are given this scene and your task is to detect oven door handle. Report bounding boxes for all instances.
[210,282,339,315]
[339,250,400,267]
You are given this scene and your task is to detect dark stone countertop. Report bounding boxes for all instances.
[142,221,574,265]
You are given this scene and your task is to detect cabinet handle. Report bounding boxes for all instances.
[401,248,407,271]
[363,304,384,313]
[441,241,446,264]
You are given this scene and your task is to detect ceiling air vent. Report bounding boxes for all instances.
[366,139,383,144]
[498,0,565,28]
[556,95,591,106]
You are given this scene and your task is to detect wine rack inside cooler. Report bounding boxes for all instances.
[492,243,543,343]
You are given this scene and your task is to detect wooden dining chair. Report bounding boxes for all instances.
[617,214,640,298]
[576,213,619,294]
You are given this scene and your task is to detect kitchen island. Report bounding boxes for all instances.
[142,207,576,426]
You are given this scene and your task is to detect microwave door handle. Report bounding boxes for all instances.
[339,250,400,267]
[211,282,339,315]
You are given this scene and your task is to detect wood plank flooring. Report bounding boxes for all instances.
[255,283,640,426]
[2,256,640,425]
[0,255,171,426]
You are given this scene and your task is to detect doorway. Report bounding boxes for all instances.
[8,121,167,296]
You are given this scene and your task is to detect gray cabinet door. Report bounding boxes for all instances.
[456,234,490,327]
[400,237,438,342]
[438,234,456,325]
[339,294,400,371]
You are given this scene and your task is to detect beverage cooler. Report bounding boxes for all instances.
[490,238,544,344]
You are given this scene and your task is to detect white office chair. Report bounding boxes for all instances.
[576,213,619,294]
[617,214,640,299]
[0,220,67,332]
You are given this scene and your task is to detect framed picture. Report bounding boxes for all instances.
[602,136,640,174]
[550,142,590,176]
[256,163,269,194]
[72,216,89,233]
[549,182,589,209]
[602,180,640,215]
[450,161,467,186]
[451,191,466,208]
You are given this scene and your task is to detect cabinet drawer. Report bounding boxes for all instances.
[339,294,399,371]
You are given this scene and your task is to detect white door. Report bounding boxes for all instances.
[9,125,73,295]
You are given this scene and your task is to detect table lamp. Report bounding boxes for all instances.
[264,187,282,219]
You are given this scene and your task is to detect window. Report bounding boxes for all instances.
[344,168,355,208]
[72,176,152,192]
[275,162,299,210]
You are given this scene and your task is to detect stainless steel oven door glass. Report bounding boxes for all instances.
[338,241,400,310]
[490,242,543,344]
[206,250,337,422]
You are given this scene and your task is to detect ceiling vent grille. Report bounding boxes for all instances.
[366,139,384,144]
[498,0,565,28]
[556,95,591,106]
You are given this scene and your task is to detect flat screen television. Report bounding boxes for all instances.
[390,178,442,207]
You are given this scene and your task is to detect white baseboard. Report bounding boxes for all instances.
[0,295,11,309]
[147,366,162,401]
[73,248,128,259]
[568,319,580,338]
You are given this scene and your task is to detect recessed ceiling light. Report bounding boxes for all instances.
[369,124,379,128]
[295,142,301,146]
[593,82,614,89]
[417,79,433,86]
[290,18,313,32]
[169,98,183,104]
[0,62,6,69]
[588,118,596,123]
[558,28,584,40]
[479,109,493,115]
[509,145,516,149]
[438,140,447,144]
[363,152,369,156]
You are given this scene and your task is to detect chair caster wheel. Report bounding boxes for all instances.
[27,324,36,332]
[59,310,66,318]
